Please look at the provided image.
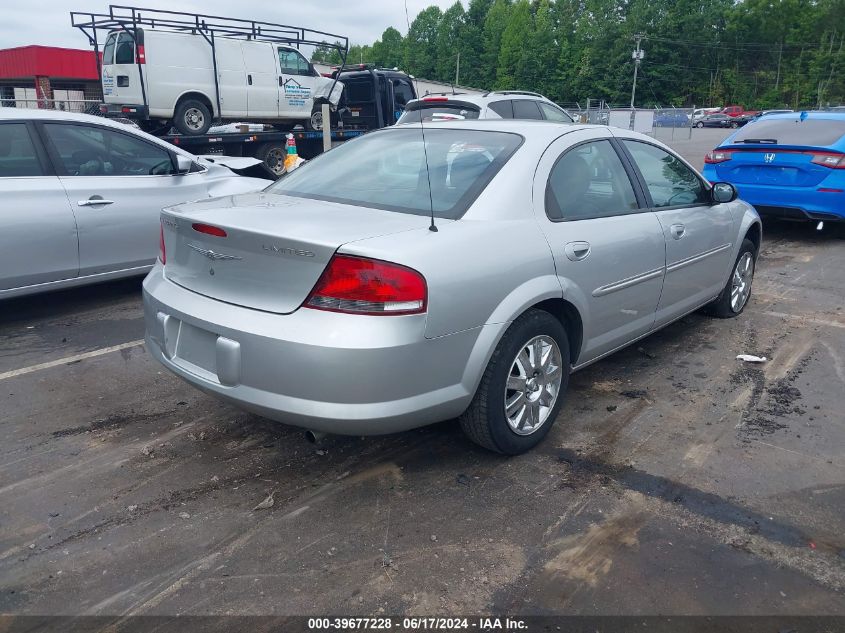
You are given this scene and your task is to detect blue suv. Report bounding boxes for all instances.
[703,111,845,222]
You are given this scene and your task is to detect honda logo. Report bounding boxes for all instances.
[763,153,776,163]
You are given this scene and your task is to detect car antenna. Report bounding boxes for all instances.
[405,0,437,232]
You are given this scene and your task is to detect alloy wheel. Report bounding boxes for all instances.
[731,252,754,312]
[504,335,563,436]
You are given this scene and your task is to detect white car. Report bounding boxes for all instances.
[397,91,574,124]
[0,108,271,300]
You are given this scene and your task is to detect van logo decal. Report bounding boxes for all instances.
[763,153,776,163]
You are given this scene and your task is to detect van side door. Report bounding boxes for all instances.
[242,42,279,118]
[277,47,318,120]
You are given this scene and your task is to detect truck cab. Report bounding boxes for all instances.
[328,66,417,130]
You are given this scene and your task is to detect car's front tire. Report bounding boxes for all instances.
[696,121,704,128]
[703,238,757,318]
[460,309,570,455]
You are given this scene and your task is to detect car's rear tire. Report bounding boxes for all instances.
[703,239,757,318]
[696,121,704,128]
[730,120,739,128]
[174,99,212,136]
[460,309,570,455]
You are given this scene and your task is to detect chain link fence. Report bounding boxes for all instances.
[563,100,708,140]
[0,98,103,115]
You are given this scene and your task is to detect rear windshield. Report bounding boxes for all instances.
[732,117,845,146]
[268,128,522,219]
[398,103,481,123]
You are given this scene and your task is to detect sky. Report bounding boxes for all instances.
[2,1,457,51]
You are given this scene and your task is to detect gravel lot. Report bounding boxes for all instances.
[1,128,844,617]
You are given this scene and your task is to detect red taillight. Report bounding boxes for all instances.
[423,96,449,102]
[136,45,145,64]
[305,255,427,316]
[705,150,733,164]
[191,223,227,237]
[159,223,166,265]
[811,153,845,169]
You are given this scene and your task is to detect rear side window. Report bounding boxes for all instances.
[732,118,845,146]
[546,140,638,221]
[398,103,481,123]
[102,33,117,65]
[488,100,514,119]
[513,100,543,120]
[623,140,708,208]
[114,32,135,64]
[346,80,374,103]
[269,128,522,219]
[392,80,414,107]
[539,102,573,122]
[0,124,43,177]
[43,123,175,176]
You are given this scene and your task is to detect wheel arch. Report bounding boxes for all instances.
[175,91,216,118]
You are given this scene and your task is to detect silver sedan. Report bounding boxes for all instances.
[144,120,761,454]
[0,109,271,299]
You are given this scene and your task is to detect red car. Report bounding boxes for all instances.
[721,105,759,118]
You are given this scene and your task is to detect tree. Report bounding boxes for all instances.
[372,27,405,69]
[404,6,443,78]
[435,2,467,83]
[482,0,511,88]
[496,0,532,89]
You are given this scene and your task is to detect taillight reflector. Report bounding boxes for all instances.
[159,223,166,265]
[136,45,146,64]
[305,255,427,316]
[705,150,733,164]
[191,223,227,237]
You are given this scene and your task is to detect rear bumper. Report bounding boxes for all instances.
[142,265,484,435]
[99,103,150,120]
[701,170,845,221]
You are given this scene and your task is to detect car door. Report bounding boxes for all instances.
[532,129,666,364]
[241,41,279,118]
[618,138,735,326]
[38,121,210,277]
[0,121,79,292]
[277,47,317,119]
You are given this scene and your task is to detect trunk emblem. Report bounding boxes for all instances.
[764,153,776,163]
[187,243,242,261]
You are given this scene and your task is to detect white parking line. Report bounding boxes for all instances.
[0,340,145,381]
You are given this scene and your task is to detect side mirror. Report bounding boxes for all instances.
[711,181,737,204]
[175,154,193,174]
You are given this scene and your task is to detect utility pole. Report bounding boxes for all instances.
[455,52,460,86]
[629,34,644,130]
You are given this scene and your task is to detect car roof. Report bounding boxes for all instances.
[756,110,845,121]
[410,91,555,106]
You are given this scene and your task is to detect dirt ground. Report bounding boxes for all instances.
[1,129,844,617]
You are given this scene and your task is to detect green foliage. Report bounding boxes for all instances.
[331,0,845,107]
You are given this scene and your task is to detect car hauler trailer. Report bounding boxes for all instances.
[70,5,349,135]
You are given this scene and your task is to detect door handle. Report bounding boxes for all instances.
[564,241,591,261]
[247,74,253,85]
[670,223,686,239]
[78,198,115,207]
[279,76,284,86]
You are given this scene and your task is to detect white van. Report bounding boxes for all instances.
[87,10,346,135]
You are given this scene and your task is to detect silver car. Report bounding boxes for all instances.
[144,120,761,454]
[0,109,270,299]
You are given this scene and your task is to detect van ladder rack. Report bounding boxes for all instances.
[71,5,349,121]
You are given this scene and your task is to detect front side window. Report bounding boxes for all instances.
[623,140,708,208]
[0,124,44,177]
[268,128,522,219]
[102,33,117,65]
[539,102,573,122]
[546,140,639,221]
[512,100,543,120]
[392,80,414,107]
[44,124,175,176]
[278,49,311,76]
[115,32,135,65]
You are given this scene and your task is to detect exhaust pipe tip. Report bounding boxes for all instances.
[305,429,326,444]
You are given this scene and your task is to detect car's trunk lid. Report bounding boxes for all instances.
[712,146,840,187]
[161,193,430,313]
